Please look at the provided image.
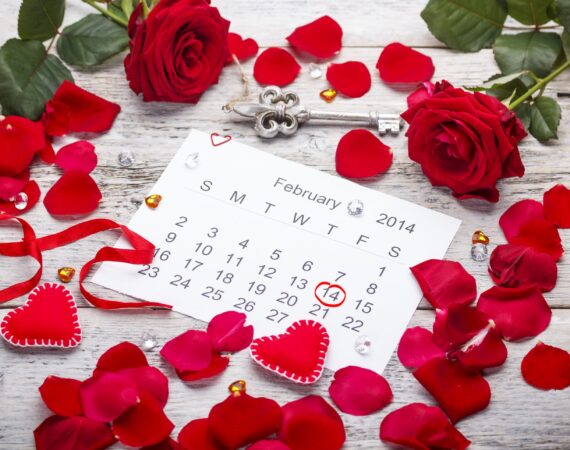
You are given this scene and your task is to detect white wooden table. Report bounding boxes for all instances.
[1,1,569,448]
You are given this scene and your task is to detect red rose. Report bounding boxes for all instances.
[124,0,230,103]
[402,81,526,202]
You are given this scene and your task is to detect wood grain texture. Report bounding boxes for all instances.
[1,0,570,448]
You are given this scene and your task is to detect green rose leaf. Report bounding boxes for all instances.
[18,0,65,41]
[57,14,129,67]
[562,30,570,58]
[514,102,532,129]
[557,0,570,31]
[506,0,553,25]
[0,39,73,120]
[421,0,507,52]
[494,32,562,77]
[529,96,561,141]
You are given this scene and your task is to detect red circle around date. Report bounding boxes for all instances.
[314,281,347,308]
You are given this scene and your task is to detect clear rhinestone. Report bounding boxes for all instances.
[118,151,135,167]
[140,332,159,352]
[354,335,372,355]
[13,192,28,210]
[309,63,323,79]
[347,199,364,216]
[185,152,200,168]
[471,243,488,262]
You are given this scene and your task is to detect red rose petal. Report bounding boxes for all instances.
[499,199,544,241]
[34,415,116,450]
[80,372,140,422]
[207,311,254,353]
[511,219,564,261]
[410,259,477,309]
[326,61,371,98]
[248,441,291,450]
[521,342,570,390]
[413,357,491,423]
[477,285,552,341]
[113,391,175,447]
[39,376,83,417]
[160,330,213,372]
[278,395,345,450]
[432,305,489,352]
[43,171,102,216]
[489,244,557,292]
[176,352,230,382]
[454,326,508,371]
[286,16,343,59]
[407,82,435,108]
[376,43,435,83]
[0,170,29,201]
[380,402,471,450]
[227,32,259,64]
[38,139,56,164]
[55,141,97,174]
[328,366,392,416]
[178,418,221,450]
[253,48,301,87]
[397,327,445,369]
[96,341,148,372]
[142,437,185,450]
[0,116,46,176]
[544,184,570,228]
[118,366,169,408]
[335,129,393,178]
[0,180,40,216]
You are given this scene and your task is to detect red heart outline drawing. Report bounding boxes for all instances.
[314,281,347,308]
[210,132,232,147]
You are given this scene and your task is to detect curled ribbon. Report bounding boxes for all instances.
[0,214,171,310]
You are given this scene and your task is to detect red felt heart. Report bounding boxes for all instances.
[250,320,329,384]
[210,133,232,147]
[1,283,81,348]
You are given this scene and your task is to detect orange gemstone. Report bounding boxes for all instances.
[145,194,162,209]
[320,88,337,103]
[228,380,247,396]
[58,267,76,283]
[472,230,490,245]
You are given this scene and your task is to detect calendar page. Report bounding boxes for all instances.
[93,130,461,373]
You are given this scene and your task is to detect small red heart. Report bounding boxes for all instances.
[1,283,81,348]
[250,320,329,384]
[210,133,232,147]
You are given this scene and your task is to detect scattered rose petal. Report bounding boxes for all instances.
[0,116,46,176]
[178,418,221,450]
[335,129,393,178]
[544,184,570,228]
[176,352,230,382]
[0,180,40,215]
[432,305,490,352]
[38,139,56,164]
[489,244,557,292]
[477,285,552,341]
[142,437,185,450]
[227,32,259,64]
[407,82,435,108]
[113,392,175,447]
[380,403,471,450]
[521,342,570,390]
[397,327,445,369]
[326,62,371,98]
[253,48,301,86]
[278,395,345,450]
[0,170,29,201]
[413,357,491,423]
[55,141,97,174]
[453,326,508,371]
[286,16,342,59]
[411,259,477,309]
[376,43,435,83]
[499,199,544,241]
[118,366,169,408]
[329,366,392,415]
[96,341,148,372]
[34,415,116,450]
[249,440,291,449]
[511,219,563,261]
[39,376,82,417]
[160,330,213,372]
[43,171,102,216]
[207,311,254,353]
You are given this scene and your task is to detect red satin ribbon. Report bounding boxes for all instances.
[0,214,171,310]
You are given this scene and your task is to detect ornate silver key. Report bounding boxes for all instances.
[224,86,404,139]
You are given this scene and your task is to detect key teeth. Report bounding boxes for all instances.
[378,119,403,136]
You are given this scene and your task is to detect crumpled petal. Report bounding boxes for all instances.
[477,285,552,341]
[96,341,148,372]
[248,440,291,449]
[328,366,392,415]
[286,16,342,59]
[521,342,570,390]
[55,141,97,174]
[544,184,570,228]
[253,48,301,86]
[160,330,213,372]
[407,82,435,108]
[278,395,345,450]
[413,357,491,423]
[43,171,102,216]
[453,325,508,371]
[34,415,116,450]
[380,402,471,450]
[432,305,490,352]
[0,170,29,201]
[511,219,563,261]
[142,438,185,450]
[411,259,477,309]
[178,418,221,450]
[118,366,169,408]
[376,43,435,83]
[112,392,175,447]
[397,327,445,369]
[335,129,393,178]
[39,376,83,417]
[176,352,230,382]
[227,32,259,64]
[207,311,254,353]
[489,244,557,292]
[499,199,544,241]
[326,61,371,98]
[0,179,40,215]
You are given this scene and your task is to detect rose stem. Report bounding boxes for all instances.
[81,0,129,27]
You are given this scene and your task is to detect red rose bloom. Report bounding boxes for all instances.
[124,0,230,103]
[402,81,526,202]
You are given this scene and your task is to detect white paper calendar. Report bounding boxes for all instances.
[93,130,461,373]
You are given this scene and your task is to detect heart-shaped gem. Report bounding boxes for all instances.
[210,132,232,147]
[1,283,81,348]
[250,320,329,384]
